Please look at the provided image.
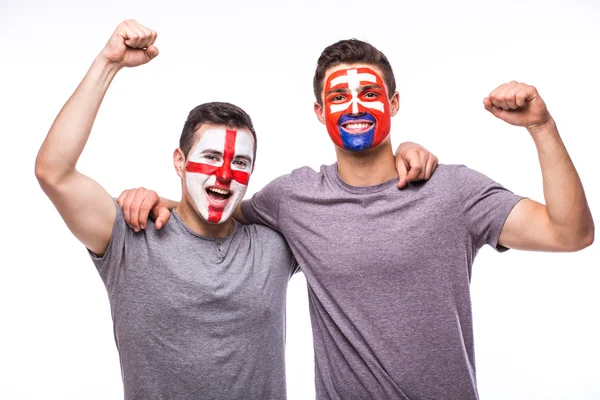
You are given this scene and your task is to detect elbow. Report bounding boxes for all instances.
[35,156,55,188]
[35,154,69,190]
[561,222,595,252]
[579,222,595,250]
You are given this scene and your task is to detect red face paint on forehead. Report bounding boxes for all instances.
[323,67,391,151]
[185,129,250,186]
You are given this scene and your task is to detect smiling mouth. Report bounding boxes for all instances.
[206,187,232,202]
[341,121,374,134]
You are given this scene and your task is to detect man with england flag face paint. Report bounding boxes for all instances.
[36,20,299,399]
[183,127,253,225]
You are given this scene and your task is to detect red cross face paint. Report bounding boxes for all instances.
[324,67,391,151]
[185,128,254,224]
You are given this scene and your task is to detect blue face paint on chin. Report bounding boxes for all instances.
[338,113,377,151]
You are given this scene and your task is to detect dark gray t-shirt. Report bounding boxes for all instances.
[242,163,523,400]
[90,203,297,400]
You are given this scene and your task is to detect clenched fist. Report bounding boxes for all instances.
[100,19,158,68]
[483,81,552,131]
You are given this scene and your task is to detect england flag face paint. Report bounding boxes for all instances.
[324,67,391,151]
[185,128,254,224]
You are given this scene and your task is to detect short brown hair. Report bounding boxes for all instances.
[313,39,396,106]
[179,102,257,160]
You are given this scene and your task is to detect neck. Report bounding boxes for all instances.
[334,139,397,186]
[175,198,234,239]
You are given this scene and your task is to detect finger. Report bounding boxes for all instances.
[504,82,521,109]
[483,97,505,119]
[120,191,134,230]
[117,189,130,208]
[514,87,528,108]
[405,152,423,183]
[138,26,155,49]
[149,29,158,47]
[424,154,437,179]
[128,187,147,232]
[396,157,409,188]
[418,152,428,180]
[491,85,511,110]
[138,192,156,230]
[123,21,146,48]
[154,207,171,230]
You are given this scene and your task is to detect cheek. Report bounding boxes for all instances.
[185,173,213,194]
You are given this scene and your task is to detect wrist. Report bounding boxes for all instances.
[526,117,556,137]
[93,54,123,75]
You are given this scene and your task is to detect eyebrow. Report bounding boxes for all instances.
[361,84,383,92]
[200,149,222,156]
[326,87,350,97]
[326,84,383,98]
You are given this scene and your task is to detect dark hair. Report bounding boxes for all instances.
[313,39,396,106]
[179,102,257,160]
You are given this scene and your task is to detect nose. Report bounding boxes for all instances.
[216,163,233,182]
[347,111,366,118]
[348,101,366,117]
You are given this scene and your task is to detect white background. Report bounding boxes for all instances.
[1,0,598,399]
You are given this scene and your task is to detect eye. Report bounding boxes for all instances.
[363,92,379,99]
[329,95,346,103]
[203,154,219,161]
[233,159,249,168]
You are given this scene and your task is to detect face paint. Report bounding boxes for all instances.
[185,128,254,224]
[324,67,391,151]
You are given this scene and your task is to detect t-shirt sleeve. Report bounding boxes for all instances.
[88,199,128,291]
[456,165,524,252]
[241,174,291,231]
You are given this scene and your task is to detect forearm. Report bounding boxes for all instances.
[35,55,121,184]
[529,118,594,244]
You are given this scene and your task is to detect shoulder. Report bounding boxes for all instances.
[242,223,288,246]
[255,164,329,197]
[428,164,491,187]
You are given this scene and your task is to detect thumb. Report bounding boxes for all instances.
[396,158,409,189]
[145,45,159,61]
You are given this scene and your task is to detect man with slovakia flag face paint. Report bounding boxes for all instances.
[128,37,593,399]
[324,66,392,152]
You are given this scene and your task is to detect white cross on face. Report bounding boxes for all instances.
[328,69,385,114]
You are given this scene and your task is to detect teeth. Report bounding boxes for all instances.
[344,123,371,129]
[209,188,230,195]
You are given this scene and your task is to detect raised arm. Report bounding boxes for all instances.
[35,20,158,255]
[484,81,594,251]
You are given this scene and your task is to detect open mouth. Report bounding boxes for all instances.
[206,187,232,202]
[340,120,374,134]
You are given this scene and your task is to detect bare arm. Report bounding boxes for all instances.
[484,82,594,251]
[35,20,158,255]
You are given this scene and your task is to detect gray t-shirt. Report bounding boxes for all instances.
[90,202,297,400]
[241,163,523,400]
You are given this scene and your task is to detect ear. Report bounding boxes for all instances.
[173,148,186,178]
[313,102,326,125]
[389,91,400,117]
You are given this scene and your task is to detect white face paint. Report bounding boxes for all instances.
[184,128,254,224]
[328,69,385,114]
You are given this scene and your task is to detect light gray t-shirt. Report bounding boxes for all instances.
[242,163,523,400]
[90,203,297,400]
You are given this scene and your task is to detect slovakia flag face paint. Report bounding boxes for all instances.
[324,67,391,151]
[185,128,254,224]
